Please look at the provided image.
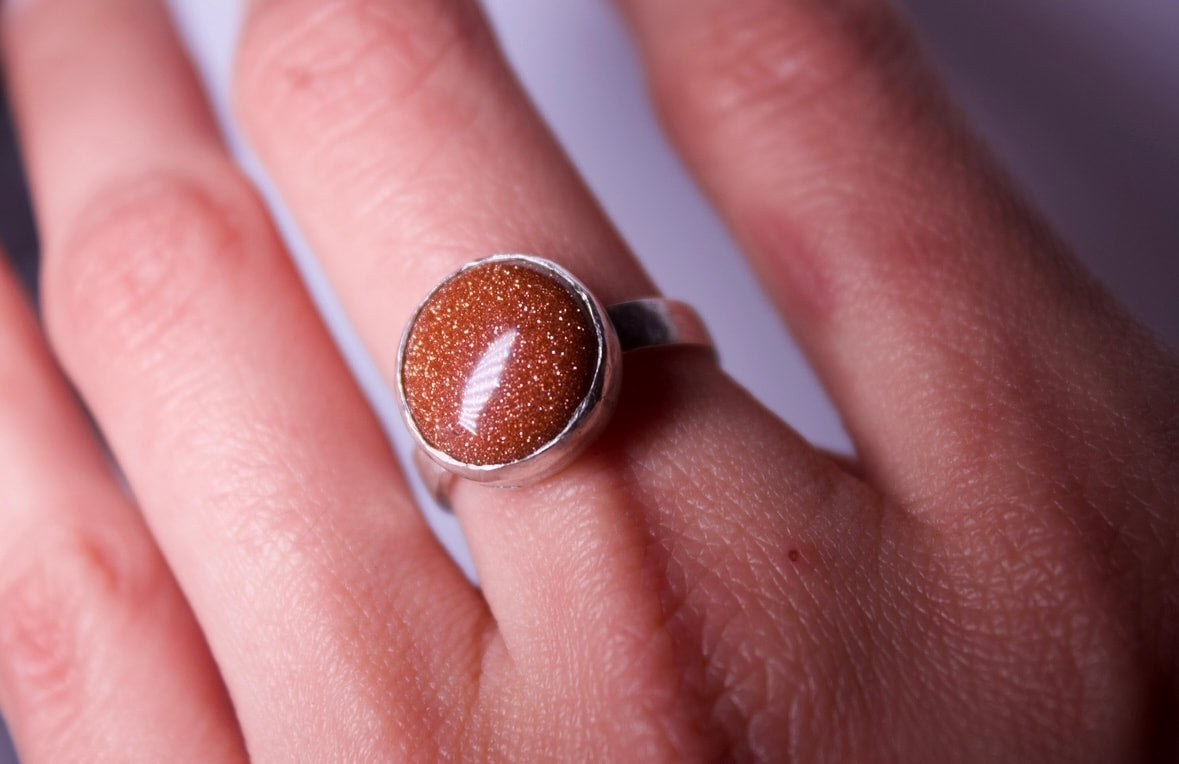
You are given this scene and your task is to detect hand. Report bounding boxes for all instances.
[0,0,1175,760]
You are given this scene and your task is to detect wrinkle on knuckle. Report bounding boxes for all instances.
[931,510,1142,753]
[202,453,484,742]
[205,448,339,577]
[651,546,816,757]
[0,523,162,728]
[654,1,917,146]
[45,172,258,361]
[237,0,489,145]
[647,474,894,758]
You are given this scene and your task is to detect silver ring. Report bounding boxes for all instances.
[396,254,712,504]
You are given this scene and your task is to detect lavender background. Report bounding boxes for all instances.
[2,0,1176,759]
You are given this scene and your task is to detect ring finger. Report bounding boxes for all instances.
[234,0,918,753]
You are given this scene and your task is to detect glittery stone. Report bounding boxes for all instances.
[401,259,600,466]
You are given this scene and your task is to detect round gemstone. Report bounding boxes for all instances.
[400,259,600,466]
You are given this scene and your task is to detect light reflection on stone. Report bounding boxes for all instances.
[458,328,518,435]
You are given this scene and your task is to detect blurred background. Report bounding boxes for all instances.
[1,0,1176,759]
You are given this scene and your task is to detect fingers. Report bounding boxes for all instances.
[230,0,651,593]
[619,6,1179,727]
[0,263,245,761]
[3,0,488,757]
[233,1,930,754]
[616,0,1174,520]
[236,0,653,308]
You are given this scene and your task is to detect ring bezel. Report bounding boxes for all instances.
[395,254,622,487]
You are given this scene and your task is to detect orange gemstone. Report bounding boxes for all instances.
[400,259,600,466]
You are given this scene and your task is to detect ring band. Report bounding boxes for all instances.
[396,254,713,502]
[607,298,712,352]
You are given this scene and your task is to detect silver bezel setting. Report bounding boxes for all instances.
[396,254,622,487]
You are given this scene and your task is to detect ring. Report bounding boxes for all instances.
[396,254,712,503]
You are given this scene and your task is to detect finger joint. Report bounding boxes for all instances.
[43,171,264,364]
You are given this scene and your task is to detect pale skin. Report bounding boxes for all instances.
[0,0,1175,760]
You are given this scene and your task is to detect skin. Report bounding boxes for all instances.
[0,0,1175,760]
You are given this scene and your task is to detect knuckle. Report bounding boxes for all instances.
[936,515,1141,751]
[657,1,915,139]
[44,171,259,357]
[236,0,488,142]
[0,523,163,728]
[209,476,486,749]
[213,470,330,573]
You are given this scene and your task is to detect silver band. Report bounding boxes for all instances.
[414,447,460,510]
[607,298,713,353]
[413,295,712,508]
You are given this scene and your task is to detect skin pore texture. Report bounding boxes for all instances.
[0,0,1175,761]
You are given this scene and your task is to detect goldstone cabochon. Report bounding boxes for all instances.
[401,260,600,466]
